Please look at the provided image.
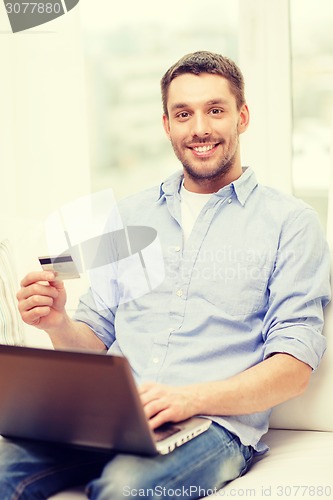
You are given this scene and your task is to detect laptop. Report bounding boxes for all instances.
[0,344,211,455]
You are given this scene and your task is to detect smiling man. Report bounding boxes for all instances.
[4,51,331,499]
[162,70,248,193]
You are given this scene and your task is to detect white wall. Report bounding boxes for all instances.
[0,4,91,228]
[0,5,91,340]
[239,0,293,194]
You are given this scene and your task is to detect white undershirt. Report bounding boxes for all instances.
[180,182,212,243]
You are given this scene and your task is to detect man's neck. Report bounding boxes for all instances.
[183,165,243,194]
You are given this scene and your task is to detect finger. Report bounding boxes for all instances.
[17,282,59,302]
[20,271,56,288]
[148,409,174,430]
[140,392,156,408]
[48,277,65,290]
[142,397,170,419]
[140,387,167,407]
[138,382,155,396]
[20,294,54,313]
[20,305,52,326]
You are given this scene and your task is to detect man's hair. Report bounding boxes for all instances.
[161,51,245,116]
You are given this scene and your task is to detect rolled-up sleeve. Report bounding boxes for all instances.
[73,285,117,349]
[262,208,331,370]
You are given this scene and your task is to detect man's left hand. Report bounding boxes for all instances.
[139,382,199,430]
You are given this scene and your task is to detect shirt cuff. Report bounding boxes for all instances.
[263,327,327,371]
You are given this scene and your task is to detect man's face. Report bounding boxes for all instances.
[163,73,249,192]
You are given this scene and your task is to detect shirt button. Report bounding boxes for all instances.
[174,246,181,252]
[152,357,159,364]
[228,198,232,204]
[176,289,183,297]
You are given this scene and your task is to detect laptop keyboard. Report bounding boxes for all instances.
[153,424,181,442]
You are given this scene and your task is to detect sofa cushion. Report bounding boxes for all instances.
[0,239,25,345]
[269,251,333,432]
[209,429,333,499]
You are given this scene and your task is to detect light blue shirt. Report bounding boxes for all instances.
[74,167,330,453]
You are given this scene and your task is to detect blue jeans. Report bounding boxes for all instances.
[0,424,254,499]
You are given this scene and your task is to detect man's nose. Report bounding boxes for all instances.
[191,113,211,138]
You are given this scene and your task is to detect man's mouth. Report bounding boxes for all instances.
[193,144,215,152]
[189,143,219,156]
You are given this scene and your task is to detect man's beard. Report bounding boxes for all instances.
[171,135,239,183]
[181,150,235,181]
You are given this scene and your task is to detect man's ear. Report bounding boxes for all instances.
[237,103,250,134]
[163,114,171,139]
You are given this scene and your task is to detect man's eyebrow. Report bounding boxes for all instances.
[169,99,229,112]
[206,99,229,106]
[170,102,189,112]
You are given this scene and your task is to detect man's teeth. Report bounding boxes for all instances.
[193,144,215,152]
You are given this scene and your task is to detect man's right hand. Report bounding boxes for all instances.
[17,272,67,331]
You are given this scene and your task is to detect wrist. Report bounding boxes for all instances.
[187,383,208,415]
[44,311,73,336]
[187,381,228,417]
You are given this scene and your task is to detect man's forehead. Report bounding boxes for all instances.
[167,73,235,109]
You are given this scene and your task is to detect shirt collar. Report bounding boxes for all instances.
[231,167,258,206]
[157,167,258,205]
[158,171,183,200]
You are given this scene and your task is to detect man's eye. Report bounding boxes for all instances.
[176,112,190,120]
[210,108,223,115]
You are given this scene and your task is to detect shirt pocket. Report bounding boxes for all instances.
[203,255,271,317]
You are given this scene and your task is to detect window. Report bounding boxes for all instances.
[290,0,333,227]
[80,0,239,198]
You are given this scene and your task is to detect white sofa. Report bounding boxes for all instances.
[1,217,333,500]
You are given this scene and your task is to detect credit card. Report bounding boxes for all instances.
[38,255,80,280]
